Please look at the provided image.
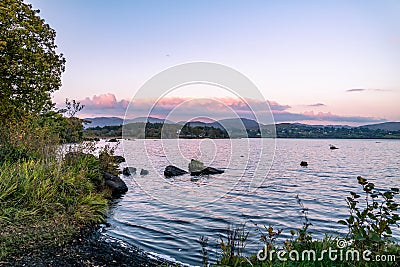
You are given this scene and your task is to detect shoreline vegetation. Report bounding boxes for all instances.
[209,178,400,266]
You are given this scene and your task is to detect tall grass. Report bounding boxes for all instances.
[0,150,110,259]
[0,114,110,260]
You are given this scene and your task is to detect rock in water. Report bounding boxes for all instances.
[191,166,224,176]
[189,159,224,176]
[188,159,205,173]
[123,167,136,176]
[300,161,308,167]
[140,169,149,175]
[107,138,118,142]
[164,165,188,177]
[102,172,128,196]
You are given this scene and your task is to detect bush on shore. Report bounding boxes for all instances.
[206,178,400,267]
[0,114,119,260]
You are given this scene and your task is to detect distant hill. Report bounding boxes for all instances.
[84,116,175,128]
[359,122,400,131]
[127,117,174,124]
[218,118,261,130]
[84,117,123,128]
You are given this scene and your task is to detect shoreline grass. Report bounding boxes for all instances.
[0,155,111,260]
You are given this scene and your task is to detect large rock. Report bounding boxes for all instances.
[123,167,136,176]
[188,159,205,173]
[164,165,188,177]
[188,159,224,176]
[102,172,128,196]
[190,166,224,176]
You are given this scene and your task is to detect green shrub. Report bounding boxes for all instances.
[338,176,399,253]
[211,178,400,267]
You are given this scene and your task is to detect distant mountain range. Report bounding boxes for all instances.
[84,116,400,132]
[84,116,173,128]
[84,116,400,139]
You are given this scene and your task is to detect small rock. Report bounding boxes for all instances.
[300,161,308,167]
[102,172,128,196]
[107,138,119,142]
[164,165,188,177]
[123,167,136,176]
[140,169,149,175]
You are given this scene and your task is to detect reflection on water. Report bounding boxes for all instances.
[103,139,400,265]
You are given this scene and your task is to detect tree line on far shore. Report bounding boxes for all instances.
[83,122,400,139]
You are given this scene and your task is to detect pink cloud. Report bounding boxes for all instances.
[73,93,386,125]
[79,94,129,115]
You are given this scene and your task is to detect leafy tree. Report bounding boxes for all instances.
[0,0,65,121]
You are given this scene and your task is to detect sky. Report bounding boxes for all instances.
[26,0,400,125]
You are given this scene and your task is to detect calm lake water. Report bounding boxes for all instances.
[101,138,400,266]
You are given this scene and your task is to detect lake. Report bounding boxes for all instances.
[101,138,400,266]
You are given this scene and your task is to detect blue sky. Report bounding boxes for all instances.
[27,0,400,124]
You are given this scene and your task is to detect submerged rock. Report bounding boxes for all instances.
[164,165,188,177]
[123,167,136,176]
[188,159,224,176]
[140,169,149,175]
[102,172,128,196]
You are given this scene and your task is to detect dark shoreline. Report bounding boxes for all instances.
[0,225,177,267]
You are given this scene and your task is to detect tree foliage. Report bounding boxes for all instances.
[0,0,65,121]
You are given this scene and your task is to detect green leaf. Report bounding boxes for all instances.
[338,220,348,225]
[368,232,381,242]
[355,233,366,241]
[379,220,387,231]
[347,216,354,224]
